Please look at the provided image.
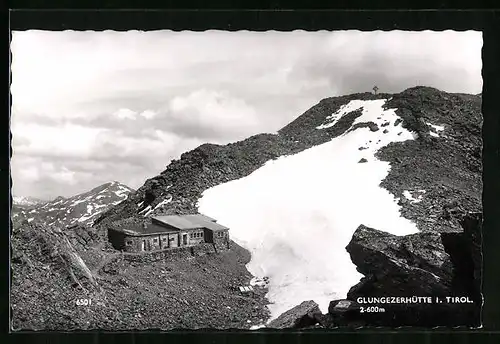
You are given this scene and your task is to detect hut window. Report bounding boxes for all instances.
[153,238,158,243]
[126,240,132,246]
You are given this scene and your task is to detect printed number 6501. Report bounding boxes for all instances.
[76,299,92,306]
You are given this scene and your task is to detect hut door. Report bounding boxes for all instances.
[182,234,188,246]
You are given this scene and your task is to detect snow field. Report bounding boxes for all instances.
[196,99,419,319]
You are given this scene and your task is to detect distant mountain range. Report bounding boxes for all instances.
[12,181,134,228]
[12,196,47,208]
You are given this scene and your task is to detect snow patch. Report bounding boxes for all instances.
[114,189,130,198]
[139,205,153,217]
[78,213,94,223]
[427,122,445,132]
[86,204,93,213]
[426,122,445,137]
[153,196,173,210]
[402,190,426,204]
[71,199,86,207]
[316,100,366,129]
[93,203,108,210]
[250,276,268,287]
[198,98,419,320]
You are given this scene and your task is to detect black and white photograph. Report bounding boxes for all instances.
[10,29,483,330]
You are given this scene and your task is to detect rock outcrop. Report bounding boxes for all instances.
[266,301,322,329]
[319,211,482,328]
[345,225,455,298]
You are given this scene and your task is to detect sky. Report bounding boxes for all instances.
[10,30,483,200]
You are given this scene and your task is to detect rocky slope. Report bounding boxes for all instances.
[12,181,134,229]
[11,222,270,330]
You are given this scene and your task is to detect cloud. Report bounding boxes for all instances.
[10,30,482,199]
[139,110,157,120]
[113,108,138,120]
[12,122,105,159]
[164,89,262,140]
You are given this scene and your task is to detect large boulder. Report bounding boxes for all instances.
[266,301,322,329]
[346,225,455,298]
[320,299,366,328]
[334,213,482,328]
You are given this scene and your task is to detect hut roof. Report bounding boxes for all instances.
[110,214,228,236]
[154,214,229,232]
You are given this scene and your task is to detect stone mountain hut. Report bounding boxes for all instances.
[107,214,230,253]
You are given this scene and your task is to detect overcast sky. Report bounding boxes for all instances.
[10,30,482,200]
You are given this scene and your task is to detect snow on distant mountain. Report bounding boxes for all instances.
[12,196,47,207]
[12,181,135,228]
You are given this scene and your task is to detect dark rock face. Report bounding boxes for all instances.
[346,225,455,297]
[266,300,322,329]
[447,212,483,305]
[323,299,365,328]
[325,212,482,328]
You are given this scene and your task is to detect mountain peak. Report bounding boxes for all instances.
[12,196,47,207]
[12,181,136,228]
[94,86,481,232]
